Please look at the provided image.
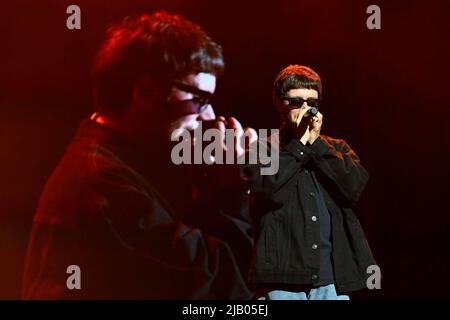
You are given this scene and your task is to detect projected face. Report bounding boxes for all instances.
[166,72,217,139]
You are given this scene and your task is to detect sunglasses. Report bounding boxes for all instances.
[172,82,214,115]
[282,97,320,109]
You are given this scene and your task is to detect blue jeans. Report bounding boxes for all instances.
[257,284,350,300]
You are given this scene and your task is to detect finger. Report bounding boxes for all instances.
[242,127,258,158]
[316,112,323,122]
[228,117,244,135]
[313,113,323,127]
[291,109,300,126]
[295,106,311,128]
[217,115,226,122]
[300,124,311,144]
[213,120,227,151]
[297,106,311,122]
[244,127,258,146]
[228,117,245,157]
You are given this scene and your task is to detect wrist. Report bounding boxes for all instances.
[309,136,319,144]
[309,131,320,143]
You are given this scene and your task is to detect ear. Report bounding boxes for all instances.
[132,76,160,109]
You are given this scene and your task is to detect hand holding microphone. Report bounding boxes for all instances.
[290,105,323,145]
[306,107,319,117]
[281,96,322,144]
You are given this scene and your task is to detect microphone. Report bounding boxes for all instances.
[306,107,319,117]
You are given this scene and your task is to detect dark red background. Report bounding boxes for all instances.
[1,0,449,299]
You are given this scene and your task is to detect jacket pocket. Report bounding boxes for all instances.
[263,213,279,267]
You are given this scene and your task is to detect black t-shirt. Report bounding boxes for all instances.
[311,171,334,285]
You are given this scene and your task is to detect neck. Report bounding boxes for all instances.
[90,109,143,140]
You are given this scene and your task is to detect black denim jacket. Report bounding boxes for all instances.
[241,130,377,293]
[22,119,253,299]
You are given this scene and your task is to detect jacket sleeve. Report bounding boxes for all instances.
[309,136,369,204]
[22,222,78,300]
[91,164,253,299]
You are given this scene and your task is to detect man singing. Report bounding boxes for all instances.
[22,11,255,299]
[241,65,377,300]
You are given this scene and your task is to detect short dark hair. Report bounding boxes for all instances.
[273,65,323,105]
[91,11,225,113]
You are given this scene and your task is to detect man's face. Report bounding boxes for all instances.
[280,88,319,125]
[166,72,217,139]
